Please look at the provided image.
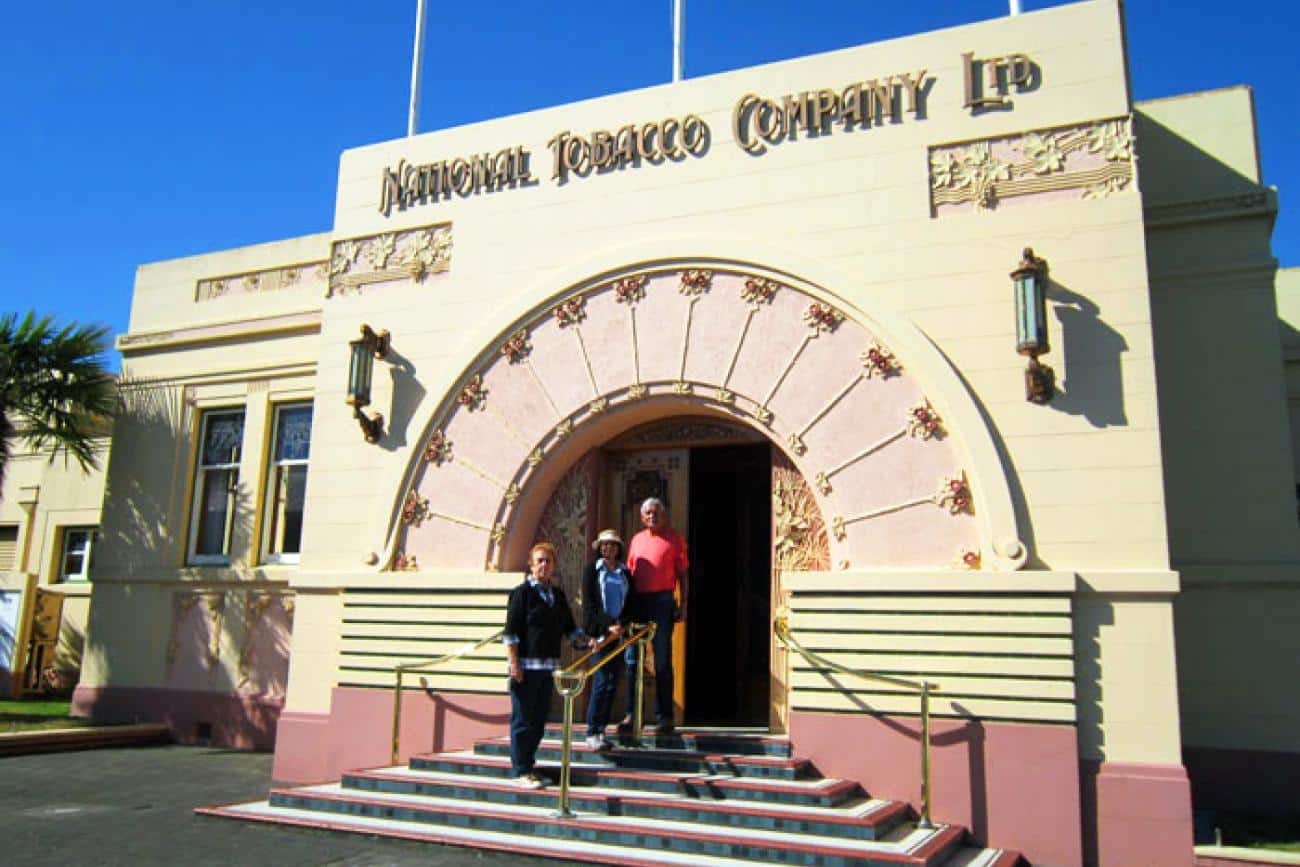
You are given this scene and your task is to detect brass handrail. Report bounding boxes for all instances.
[390,628,505,764]
[550,622,657,818]
[775,617,939,829]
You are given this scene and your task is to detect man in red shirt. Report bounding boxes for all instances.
[622,497,689,735]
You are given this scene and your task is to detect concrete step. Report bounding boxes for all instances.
[474,736,814,779]
[210,783,973,867]
[343,765,910,841]
[411,750,863,806]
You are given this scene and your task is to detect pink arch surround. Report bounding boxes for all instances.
[384,259,1026,575]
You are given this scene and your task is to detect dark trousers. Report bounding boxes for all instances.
[626,590,675,726]
[585,642,623,736]
[509,669,552,777]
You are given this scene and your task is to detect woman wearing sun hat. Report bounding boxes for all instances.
[582,528,632,751]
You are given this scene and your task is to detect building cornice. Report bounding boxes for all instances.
[1143,188,1277,230]
[117,309,321,354]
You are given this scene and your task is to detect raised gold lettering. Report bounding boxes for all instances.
[638,122,659,162]
[781,92,807,137]
[841,84,864,129]
[866,78,894,124]
[756,99,784,143]
[615,125,638,166]
[378,160,403,216]
[898,69,928,115]
[450,158,472,195]
[591,130,614,169]
[811,89,839,130]
[660,117,681,158]
[732,94,763,155]
[681,115,707,155]
[548,131,571,181]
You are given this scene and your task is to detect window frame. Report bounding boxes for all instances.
[187,407,246,566]
[260,401,313,565]
[58,526,98,582]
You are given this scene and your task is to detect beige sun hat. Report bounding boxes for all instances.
[591,529,625,551]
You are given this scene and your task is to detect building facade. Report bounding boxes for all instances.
[71,2,1299,864]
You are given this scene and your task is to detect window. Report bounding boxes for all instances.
[189,409,245,564]
[262,403,312,563]
[0,525,17,571]
[59,527,98,582]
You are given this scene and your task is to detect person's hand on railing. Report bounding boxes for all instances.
[607,623,624,640]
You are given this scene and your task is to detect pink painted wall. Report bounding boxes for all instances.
[71,684,283,750]
[1081,760,1195,867]
[272,686,510,783]
[790,709,1083,866]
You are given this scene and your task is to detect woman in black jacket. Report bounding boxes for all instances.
[582,529,632,751]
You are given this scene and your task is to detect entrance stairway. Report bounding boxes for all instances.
[199,727,1023,866]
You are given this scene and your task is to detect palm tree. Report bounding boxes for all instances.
[0,311,116,492]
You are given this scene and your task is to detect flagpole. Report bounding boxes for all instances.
[1009,0,1022,14]
[407,0,428,136]
[672,0,685,82]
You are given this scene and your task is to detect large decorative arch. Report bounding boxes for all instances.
[373,242,1027,574]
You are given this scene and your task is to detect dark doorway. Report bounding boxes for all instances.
[685,443,771,725]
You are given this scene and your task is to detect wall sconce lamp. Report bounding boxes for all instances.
[346,324,391,442]
[1011,247,1054,404]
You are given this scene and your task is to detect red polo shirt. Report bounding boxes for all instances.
[627,528,688,594]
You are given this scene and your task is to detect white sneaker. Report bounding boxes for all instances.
[514,773,545,789]
[585,734,613,752]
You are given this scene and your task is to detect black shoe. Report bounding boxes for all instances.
[654,723,676,736]
[616,717,633,735]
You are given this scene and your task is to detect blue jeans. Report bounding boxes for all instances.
[626,590,675,726]
[509,670,552,777]
[585,642,623,737]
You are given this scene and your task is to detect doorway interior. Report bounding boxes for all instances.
[684,442,771,726]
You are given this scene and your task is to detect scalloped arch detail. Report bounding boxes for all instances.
[377,251,1027,575]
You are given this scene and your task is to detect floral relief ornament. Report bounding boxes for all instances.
[1021,131,1066,175]
[424,429,452,465]
[679,269,712,296]
[1086,120,1134,162]
[330,240,360,276]
[907,401,944,439]
[803,302,844,334]
[613,275,647,305]
[401,227,453,280]
[936,472,973,514]
[394,552,419,571]
[740,277,780,306]
[931,142,1010,209]
[500,329,531,363]
[553,295,586,328]
[365,233,397,270]
[401,491,430,526]
[458,375,487,411]
[860,342,900,378]
[953,548,982,570]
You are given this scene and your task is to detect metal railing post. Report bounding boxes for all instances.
[551,670,585,818]
[775,618,940,832]
[631,622,655,747]
[919,681,933,829]
[391,667,405,765]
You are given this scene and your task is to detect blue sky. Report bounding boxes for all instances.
[2,1,1295,367]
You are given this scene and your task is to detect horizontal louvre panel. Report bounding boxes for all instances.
[341,622,503,640]
[340,666,504,693]
[342,591,509,608]
[793,690,1076,723]
[342,607,503,626]
[803,651,1074,679]
[791,595,1071,615]
[0,526,17,571]
[791,611,1071,636]
[341,636,507,660]
[791,670,1075,701]
[787,590,1076,725]
[790,631,1073,656]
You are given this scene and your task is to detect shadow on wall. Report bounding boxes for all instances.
[1072,593,1115,867]
[380,348,425,453]
[73,382,271,748]
[1048,280,1129,428]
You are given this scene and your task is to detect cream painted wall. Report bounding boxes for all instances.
[1139,89,1300,755]
[1278,267,1300,478]
[309,0,1164,576]
[0,436,109,678]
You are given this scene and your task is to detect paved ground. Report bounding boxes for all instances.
[0,744,586,867]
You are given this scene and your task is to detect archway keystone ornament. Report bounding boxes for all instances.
[382,260,1027,574]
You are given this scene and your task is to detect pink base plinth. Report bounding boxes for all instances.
[1082,760,1195,866]
[789,710,1083,866]
[272,687,510,783]
[70,684,283,750]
